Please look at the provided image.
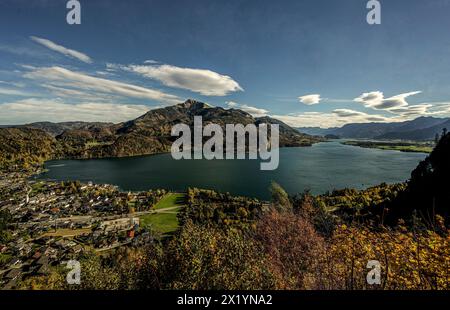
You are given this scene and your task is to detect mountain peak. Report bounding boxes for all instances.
[179,99,211,110]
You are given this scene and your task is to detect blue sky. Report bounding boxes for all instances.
[1,0,450,127]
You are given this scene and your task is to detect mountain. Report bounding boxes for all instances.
[377,118,450,140]
[1,122,114,137]
[0,99,322,170]
[0,128,58,170]
[384,116,447,133]
[332,122,401,139]
[106,100,319,157]
[296,127,337,136]
[298,116,449,141]
[22,121,114,137]
[256,116,319,147]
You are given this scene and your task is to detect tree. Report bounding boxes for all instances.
[269,181,291,211]
[254,210,326,289]
[0,210,12,243]
[163,221,274,289]
[390,132,450,223]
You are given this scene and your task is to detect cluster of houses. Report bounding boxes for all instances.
[1,236,83,289]
[0,171,166,289]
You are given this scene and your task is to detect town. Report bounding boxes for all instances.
[0,169,172,289]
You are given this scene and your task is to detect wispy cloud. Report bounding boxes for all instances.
[354,91,422,110]
[143,60,159,64]
[389,104,433,117]
[23,66,181,104]
[124,64,243,96]
[30,36,93,64]
[0,44,49,58]
[0,80,26,88]
[299,94,321,105]
[0,98,150,124]
[41,84,116,102]
[272,109,396,128]
[352,90,450,118]
[226,101,268,117]
[427,103,450,115]
[0,87,37,97]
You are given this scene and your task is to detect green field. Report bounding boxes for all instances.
[375,145,433,153]
[153,193,185,210]
[343,141,433,153]
[140,193,185,235]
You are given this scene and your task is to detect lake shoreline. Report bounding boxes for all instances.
[35,141,426,200]
[341,140,434,154]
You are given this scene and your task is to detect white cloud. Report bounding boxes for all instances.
[274,99,450,128]
[23,66,181,104]
[226,101,268,117]
[272,112,341,128]
[41,84,116,102]
[354,91,422,110]
[0,44,48,58]
[30,36,92,64]
[0,81,26,88]
[298,94,321,105]
[226,101,238,108]
[332,109,389,122]
[425,103,450,116]
[95,71,114,76]
[352,90,450,119]
[272,109,397,128]
[106,63,120,71]
[0,98,150,125]
[389,104,433,116]
[144,60,159,64]
[0,87,36,97]
[125,64,243,96]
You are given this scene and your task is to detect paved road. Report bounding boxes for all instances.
[12,206,184,227]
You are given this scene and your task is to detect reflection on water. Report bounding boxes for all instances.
[37,141,427,200]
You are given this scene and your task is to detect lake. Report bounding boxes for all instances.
[37,141,427,200]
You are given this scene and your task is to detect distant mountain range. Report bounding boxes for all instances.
[0,99,322,169]
[297,116,450,141]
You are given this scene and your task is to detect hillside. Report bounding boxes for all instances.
[382,132,450,221]
[100,99,320,157]
[377,119,450,140]
[296,127,337,136]
[0,99,322,169]
[256,116,318,146]
[21,121,115,137]
[0,128,58,170]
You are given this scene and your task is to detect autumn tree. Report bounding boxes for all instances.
[269,181,291,211]
[254,210,326,289]
[163,221,274,289]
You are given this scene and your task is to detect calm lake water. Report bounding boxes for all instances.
[37,141,427,200]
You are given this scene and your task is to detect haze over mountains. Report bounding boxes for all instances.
[297,116,450,141]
